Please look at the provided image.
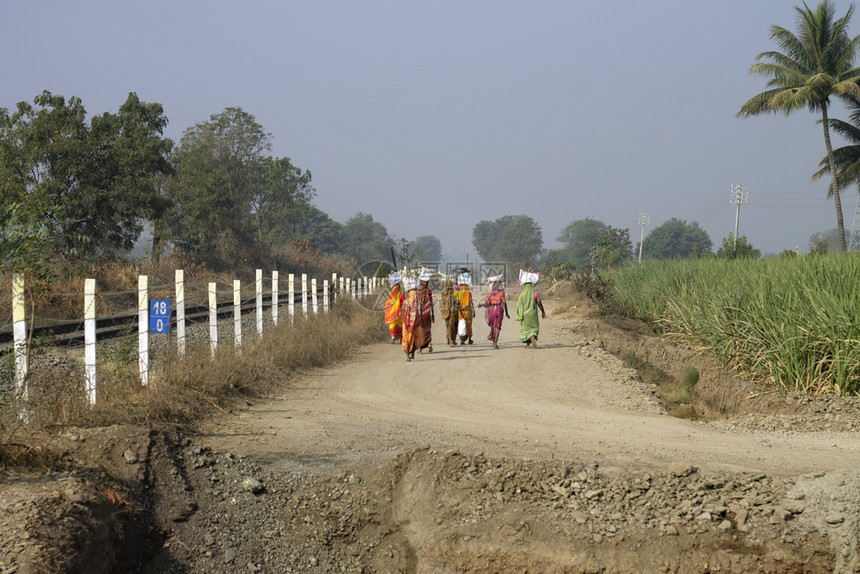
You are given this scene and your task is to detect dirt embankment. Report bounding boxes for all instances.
[2,296,860,573]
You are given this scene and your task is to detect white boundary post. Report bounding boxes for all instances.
[255,269,263,336]
[346,277,351,298]
[339,276,344,297]
[272,270,279,326]
[176,269,186,358]
[331,273,337,304]
[12,273,28,404]
[323,279,329,312]
[311,278,318,314]
[208,282,218,357]
[301,273,308,317]
[84,278,97,406]
[233,279,242,347]
[138,275,149,386]
[288,273,295,325]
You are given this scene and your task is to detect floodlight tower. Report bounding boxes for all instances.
[730,184,749,247]
[637,211,650,263]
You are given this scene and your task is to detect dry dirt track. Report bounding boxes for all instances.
[202,311,860,479]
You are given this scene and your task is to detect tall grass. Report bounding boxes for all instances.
[608,255,860,396]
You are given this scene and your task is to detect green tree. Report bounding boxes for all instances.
[556,217,607,268]
[412,235,443,262]
[717,233,762,259]
[808,227,843,252]
[472,214,543,269]
[738,0,860,252]
[165,107,270,264]
[589,226,633,270]
[340,213,394,264]
[644,218,712,259]
[295,206,343,255]
[0,91,173,259]
[253,156,315,244]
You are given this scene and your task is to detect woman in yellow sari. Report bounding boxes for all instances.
[455,271,475,345]
[384,273,403,343]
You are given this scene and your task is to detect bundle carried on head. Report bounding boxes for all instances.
[519,270,540,285]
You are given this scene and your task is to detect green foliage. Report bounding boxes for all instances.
[608,256,860,395]
[412,235,442,262]
[472,214,543,268]
[680,366,700,402]
[808,228,842,254]
[253,156,315,244]
[717,233,761,259]
[739,0,860,252]
[0,91,173,260]
[589,225,633,270]
[556,218,607,268]
[643,218,712,259]
[340,213,394,264]
[295,206,343,255]
[165,107,270,265]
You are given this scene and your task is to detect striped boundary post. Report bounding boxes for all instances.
[138,275,149,386]
[84,278,96,406]
[209,282,218,357]
[272,270,279,326]
[255,269,263,337]
[323,279,329,312]
[301,273,308,317]
[311,278,318,314]
[176,269,186,358]
[234,279,242,347]
[12,273,28,403]
[288,273,295,325]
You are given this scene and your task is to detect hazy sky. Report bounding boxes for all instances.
[4,0,860,259]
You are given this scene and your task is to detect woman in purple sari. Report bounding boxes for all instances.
[478,276,509,349]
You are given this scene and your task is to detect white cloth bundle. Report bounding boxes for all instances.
[519,270,540,285]
[403,277,419,291]
[389,273,402,288]
[457,272,472,286]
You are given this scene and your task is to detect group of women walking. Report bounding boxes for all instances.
[384,269,546,361]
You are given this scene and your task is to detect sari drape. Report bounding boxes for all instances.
[384,284,403,339]
[516,283,541,342]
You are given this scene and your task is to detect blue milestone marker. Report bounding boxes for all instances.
[149,299,171,334]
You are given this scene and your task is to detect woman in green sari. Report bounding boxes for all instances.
[515,271,546,348]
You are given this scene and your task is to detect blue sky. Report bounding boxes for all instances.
[4,0,859,258]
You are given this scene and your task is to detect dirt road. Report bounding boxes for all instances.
[203,312,860,478]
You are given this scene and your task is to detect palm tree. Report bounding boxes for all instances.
[812,97,860,208]
[738,0,860,252]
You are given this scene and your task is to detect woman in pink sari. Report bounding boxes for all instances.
[478,276,509,349]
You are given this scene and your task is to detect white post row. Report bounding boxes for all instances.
[323,279,329,312]
[233,279,242,347]
[12,273,28,402]
[272,270,279,326]
[301,273,308,317]
[138,275,149,386]
[288,273,295,325]
[311,278,318,314]
[209,282,218,357]
[84,278,97,406]
[176,269,186,358]
[255,269,263,337]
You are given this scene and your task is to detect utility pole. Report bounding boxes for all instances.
[637,211,650,263]
[730,184,749,248]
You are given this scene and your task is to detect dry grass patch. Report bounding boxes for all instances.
[0,299,385,468]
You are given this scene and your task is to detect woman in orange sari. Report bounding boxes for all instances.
[478,276,509,349]
[384,273,403,343]
[400,277,423,361]
[416,270,435,353]
[440,278,456,346]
